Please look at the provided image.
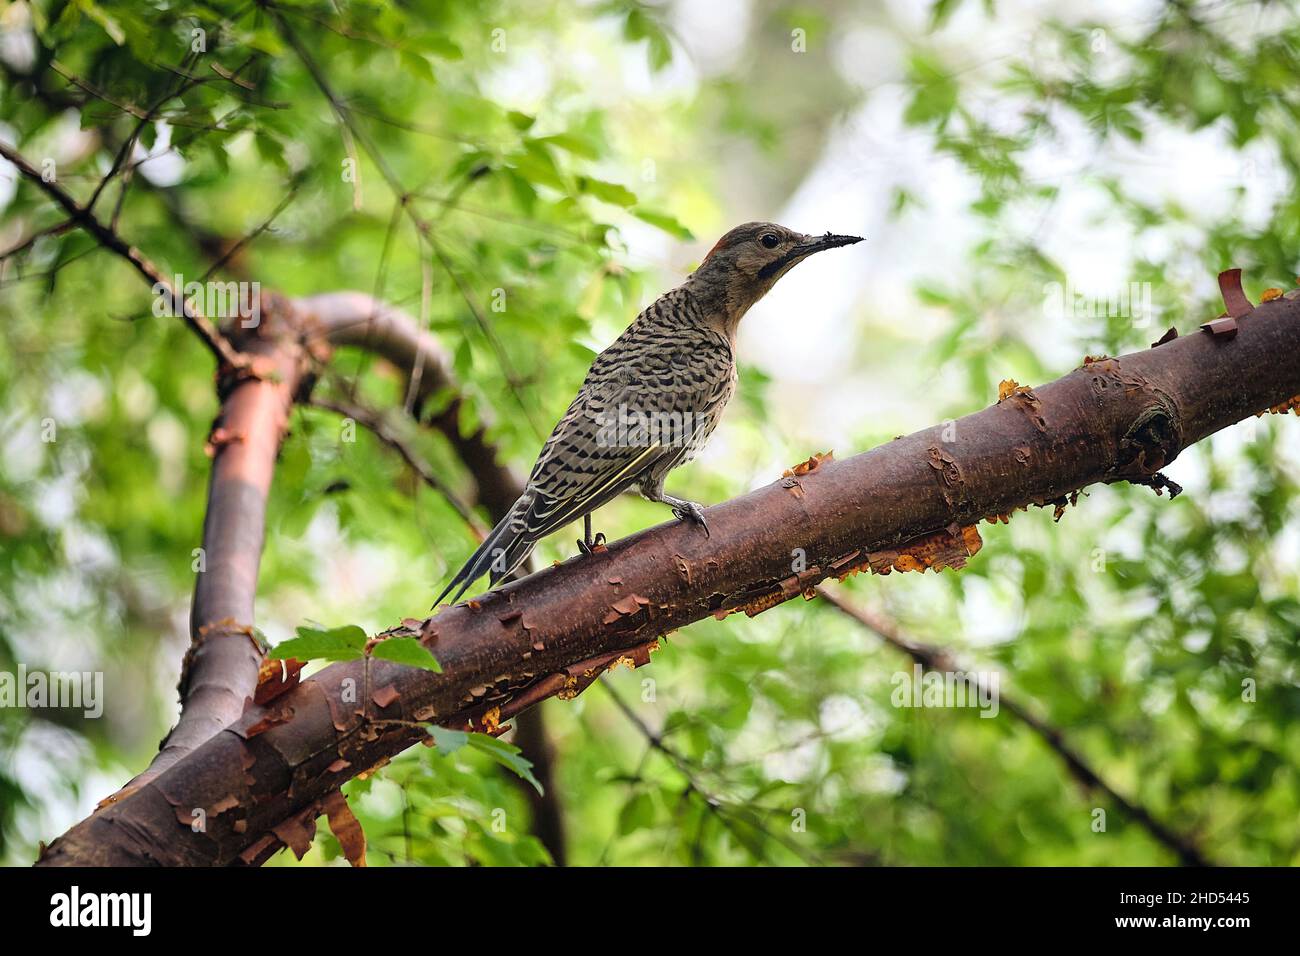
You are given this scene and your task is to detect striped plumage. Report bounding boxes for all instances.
[434,221,863,608]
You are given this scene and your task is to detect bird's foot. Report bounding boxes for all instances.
[671,500,710,538]
[577,513,607,555]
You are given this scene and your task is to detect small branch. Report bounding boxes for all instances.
[49,59,149,119]
[603,684,832,865]
[84,49,214,213]
[0,218,76,265]
[300,292,524,519]
[196,187,300,285]
[0,62,244,253]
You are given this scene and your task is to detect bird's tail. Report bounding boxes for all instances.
[433,494,537,609]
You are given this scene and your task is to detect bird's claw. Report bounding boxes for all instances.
[577,531,607,555]
[672,502,710,537]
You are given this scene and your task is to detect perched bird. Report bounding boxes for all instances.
[434,221,863,607]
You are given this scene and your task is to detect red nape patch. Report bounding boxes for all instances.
[703,235,729,262]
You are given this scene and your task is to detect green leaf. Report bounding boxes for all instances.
[507,110,536,131]
[513,141,567,191]
[503,168,538,213]
[578,176,637,207]
[271,624,368,663]
[468,733,543,794]
[429,726,470,753]
[279,493,324,538]
[413,34,463,60]
[646,31,672,71]
[370,636,442,672]
[632,208,693,240]
[617,791,656,834]
[75,0,125,45]
[254,131,288,172]
[400,51,435,83]
[245,27,285,56]
[533,132,599,160]
[929,0,963,30]
[623,7,673,71]
[903,53,959,127]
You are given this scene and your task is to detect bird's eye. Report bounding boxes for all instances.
[760,233,780,249]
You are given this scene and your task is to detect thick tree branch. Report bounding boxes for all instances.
[113,295,321,794]
[4,75,566,858]
[1,124,321,796]
[35,290,1300,866]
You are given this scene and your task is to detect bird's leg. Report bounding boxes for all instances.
[642,478,710,538]
[665,495,710,537]
[576,512,606,555]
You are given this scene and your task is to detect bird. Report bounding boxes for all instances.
[433,221,864,608]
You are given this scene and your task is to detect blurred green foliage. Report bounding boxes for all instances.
[0,0,1297,866]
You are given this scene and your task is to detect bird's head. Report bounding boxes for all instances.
[687,221,864,334]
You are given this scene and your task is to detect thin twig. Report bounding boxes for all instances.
[815,584,1213,867]
[197,187,300,284]
[602,683,832,865]
[86,50,203,212]
[307,393,488,537]
[0,140,244,369]
[0,218,76,264]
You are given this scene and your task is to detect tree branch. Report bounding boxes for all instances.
[300,293,568,862]
[6,89,559,858]
[35,291,1300,865]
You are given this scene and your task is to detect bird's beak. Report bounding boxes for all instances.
[800,232,866,255]
[758,232,865,279]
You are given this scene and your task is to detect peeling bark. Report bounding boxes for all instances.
[37,293,1300,866]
